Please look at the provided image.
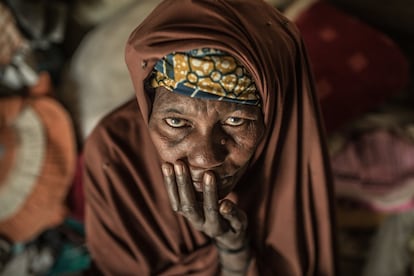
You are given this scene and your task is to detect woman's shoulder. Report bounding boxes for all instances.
[83,99,145,160]
[94,99,141,133]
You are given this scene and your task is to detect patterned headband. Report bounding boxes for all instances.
[150,48,261,106]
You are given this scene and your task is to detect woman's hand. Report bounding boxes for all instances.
[161,160,248,250]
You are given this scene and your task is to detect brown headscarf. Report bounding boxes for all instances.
[84,0,337,275]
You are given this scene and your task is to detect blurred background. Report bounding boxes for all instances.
[0,0,413,275]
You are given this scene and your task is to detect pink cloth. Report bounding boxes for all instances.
[332,130,414,212]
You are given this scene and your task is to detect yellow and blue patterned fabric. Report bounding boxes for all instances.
[150,48,260,106]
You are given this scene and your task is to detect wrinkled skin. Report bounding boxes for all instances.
[148,87,265,249]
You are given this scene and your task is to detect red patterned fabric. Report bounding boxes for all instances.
[294,1,410,132]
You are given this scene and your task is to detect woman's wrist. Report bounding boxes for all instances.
[221,263,250,275]
[214,236,249,254]
[214,237,251,275]
[218,250,252,275]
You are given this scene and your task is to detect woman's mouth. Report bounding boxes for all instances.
[192,180,203,192]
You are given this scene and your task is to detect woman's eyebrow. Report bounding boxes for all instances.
[233,104,257,113]
[231,105,260,116]
[159,107,184,114]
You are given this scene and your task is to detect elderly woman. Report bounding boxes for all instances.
[83,0,337,275]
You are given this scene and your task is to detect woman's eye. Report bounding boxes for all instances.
[164,118,188,128]
[224,117,245,126]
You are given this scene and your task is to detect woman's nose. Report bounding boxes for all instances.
[187,127,228,168]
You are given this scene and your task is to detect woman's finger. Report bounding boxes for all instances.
[219,199,247,233]
[161,163,179,211]
[202,172,223,235]
[174,161,203,225]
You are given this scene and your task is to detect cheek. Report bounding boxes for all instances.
[232,125,264,160]
[231,141,257,165]
[150,134,180,162]
[148,123,181,163]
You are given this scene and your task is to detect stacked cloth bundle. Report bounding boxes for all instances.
[0,2,78,274]
[0,97,76,243]
[284,1,412,274]
[330,108,414,213]
[328,104,414,276]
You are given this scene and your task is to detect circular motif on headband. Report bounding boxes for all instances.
[150,48,261,106]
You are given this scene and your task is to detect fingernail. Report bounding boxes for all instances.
[203,174,213,191]
[162,164,172,176]
[220,200,232,215]
[204,173,212,185]
[174,164,183,175]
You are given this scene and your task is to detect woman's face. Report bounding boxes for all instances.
[148,87,265,198]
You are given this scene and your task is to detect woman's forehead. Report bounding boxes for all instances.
[152,87,260,116]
